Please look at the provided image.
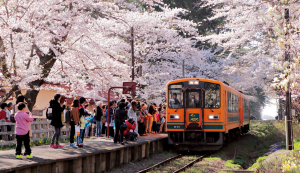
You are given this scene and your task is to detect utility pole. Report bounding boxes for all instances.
[285,8,293,150]
[182,60,185,78]
[131,27,134,82]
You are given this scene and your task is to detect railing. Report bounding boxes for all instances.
[0,119,70,145]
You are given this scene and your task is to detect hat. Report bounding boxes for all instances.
[79,97,86,104]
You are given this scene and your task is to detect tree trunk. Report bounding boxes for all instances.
[24,90,40,111]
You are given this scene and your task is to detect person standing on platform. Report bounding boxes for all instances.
[148,103,155,134]
[128,101,139,135]
[101,105,106,136]
[160,105,167,133]
[105,101,115,138]
[50,94,66,149]
[95,101,103,137]
[15,103,33,159]
[114,102,127,145]
[141,103,149,136]
[69,99,79,148]
[6,102,13,140]
[78,97,87,146]
[156,108,162,133]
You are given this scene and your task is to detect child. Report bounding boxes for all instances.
[78,114,85,147]
[78,113,94,147]
[0,103,10,122]
[15,103,33,159]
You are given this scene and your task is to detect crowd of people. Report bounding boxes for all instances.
[0,93,167,159]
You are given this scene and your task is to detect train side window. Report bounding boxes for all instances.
[205,83,220,109]
[243,99,249,113]
[228,92,238,113]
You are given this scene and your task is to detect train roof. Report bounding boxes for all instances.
[167,78,251,100]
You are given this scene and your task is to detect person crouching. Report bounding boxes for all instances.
[124,118,137,142]
[15,103,33,159]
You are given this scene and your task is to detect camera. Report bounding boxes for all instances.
[128,118,135,125]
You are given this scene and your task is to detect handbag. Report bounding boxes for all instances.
[75,125,80,136]
[46,107,53,120]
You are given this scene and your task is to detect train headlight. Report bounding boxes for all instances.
[189,80,199,85]
[208,114,219,120]
[170,114,180,119]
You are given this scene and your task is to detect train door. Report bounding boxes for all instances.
[224,91,227,130]
[185,90,203,130]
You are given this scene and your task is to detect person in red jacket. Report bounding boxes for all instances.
[0,103,10,122]
[123,118,137,141]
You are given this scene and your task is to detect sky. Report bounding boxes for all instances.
[261,99,278,120]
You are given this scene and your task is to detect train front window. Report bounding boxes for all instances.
[205,83,221,109]
[168,83,183,108]
[187,91,201,108]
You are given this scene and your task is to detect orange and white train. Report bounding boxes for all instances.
[166,78,250,150]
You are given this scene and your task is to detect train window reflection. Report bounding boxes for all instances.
[205,83,220,109]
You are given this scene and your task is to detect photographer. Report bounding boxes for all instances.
[114,102,127,145]
[124,118,137,142]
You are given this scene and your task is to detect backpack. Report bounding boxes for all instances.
[120,122,127,131]
[46,107,53,120]
[65,110,71,123]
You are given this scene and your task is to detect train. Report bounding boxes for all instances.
[166,78,250,150]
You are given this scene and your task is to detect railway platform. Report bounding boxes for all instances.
[0,134,168,173]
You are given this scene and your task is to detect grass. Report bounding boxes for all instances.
[224,160,242,169]
[182,120,300,172]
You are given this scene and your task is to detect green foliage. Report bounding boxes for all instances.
[232,156,245,166]
[162,0,225,37]
[293,137,300,151]
[224,160,242,169]
[248,156,266,170]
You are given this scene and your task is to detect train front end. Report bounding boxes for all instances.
[166,78,224,151]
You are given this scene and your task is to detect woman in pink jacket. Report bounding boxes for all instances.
[15,103,33,159]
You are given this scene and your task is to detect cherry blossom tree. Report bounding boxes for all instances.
[0,0,214,109]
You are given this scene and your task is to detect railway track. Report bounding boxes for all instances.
[135,152,212,173]
[136,134,252,173]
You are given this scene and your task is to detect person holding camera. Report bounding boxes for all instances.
[114,102,128,145]
[124,118,137,142]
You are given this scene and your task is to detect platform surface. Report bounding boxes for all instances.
[0,134,167,172]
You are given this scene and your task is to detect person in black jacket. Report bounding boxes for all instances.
[114,102,128,145]
[50,94,66,148]
[95,101,103,137]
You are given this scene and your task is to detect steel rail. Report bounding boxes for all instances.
[135,154,183,173]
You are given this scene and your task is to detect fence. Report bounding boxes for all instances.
[0,119,70,146]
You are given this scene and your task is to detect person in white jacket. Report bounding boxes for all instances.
[127,101,138,135]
